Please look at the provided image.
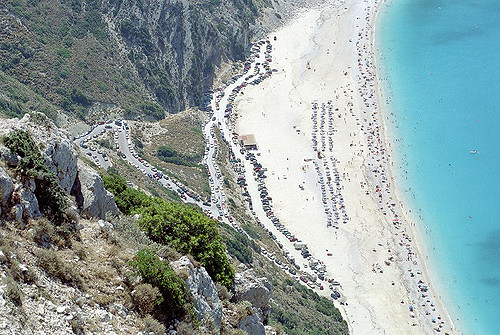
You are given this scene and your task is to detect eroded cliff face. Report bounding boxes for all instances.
[1,0,306,120]
[0,0,274,118]
[103,0,259,112]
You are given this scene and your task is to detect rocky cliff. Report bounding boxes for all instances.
[104,0,257,112]
[0,0,292,119]
[0,112,119,222]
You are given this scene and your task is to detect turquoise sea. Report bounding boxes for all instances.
[376,0,500,334]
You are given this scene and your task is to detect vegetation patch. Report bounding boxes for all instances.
[102,171,149,215]
[131,283,162,316]
[2,129,68,223]
[36,248,83,289]
[221,226,259,265]
[135,111,210,197]
[31,218,73,249]
[0,0,147,119]
[130,249,188,317]
[4,276,22,306]
[266,274,348,335]
[103,171,234,288]
[141,314,166,335]
[138,198,234,288]
[156,145,202,167]
[0,97,25,118]
[137,101,165,120]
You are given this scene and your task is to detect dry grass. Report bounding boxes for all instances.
[130,109,211,197]
[221,327,247,335]
[216,282,233,301]
[36,248,84,289]
[132,283,161,316]
[226,300,253,327]
[0,207,173,333]
[4,276,22,306]
[152,109,206,157]
[141,315,166,335]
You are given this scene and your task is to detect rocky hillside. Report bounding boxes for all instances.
[0,113,118,221]
[0,0,296,120]
[0,113,278,334]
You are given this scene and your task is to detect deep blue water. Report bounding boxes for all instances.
[376,0,500,334]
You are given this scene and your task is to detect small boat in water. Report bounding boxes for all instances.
[470,150,477,154]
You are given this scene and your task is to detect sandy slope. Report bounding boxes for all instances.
[233,0,455,334]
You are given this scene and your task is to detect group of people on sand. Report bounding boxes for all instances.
[352,4,450,333]
[311,100,349,227]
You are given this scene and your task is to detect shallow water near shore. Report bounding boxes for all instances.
[376,0,500,334]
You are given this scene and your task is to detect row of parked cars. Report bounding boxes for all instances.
[230,142,342,296]
[200,39,343,297]
[76,122,115,168]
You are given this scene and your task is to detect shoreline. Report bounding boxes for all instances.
[371,0,459,333]
[233,0,456,333]
[372,1,468,333]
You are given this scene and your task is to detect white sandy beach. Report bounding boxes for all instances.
[233,0,455,334]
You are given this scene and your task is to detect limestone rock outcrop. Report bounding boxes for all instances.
[44,139,78,194]
[0,167,13,206]
[238,309,266,335]
[233,269,272,324]
[0,167,14,217]
[77,165,119,220]
[0,146,18,167]
[0,112,118,221]
[18,179,41,219]
[171,256,222,329]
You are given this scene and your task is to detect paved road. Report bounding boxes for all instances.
[74,120,218,214]
[74,41,271,227]
[202,41,270,221]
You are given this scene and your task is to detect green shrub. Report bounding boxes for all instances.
[156,146,201,167]
[0,97,25,118]
[129,249,187,316]
[115,187,150,215]
[70,88,91,106]
[96,138,112,149]
[102,171,234,288]
[138,199,234,288]
[102,171,149,214]
[269,283,347,335]
[224,230,253,265]
[57,47,72,59]
[314,298,341,318]
[137,101,165,120]
[2,130,68,223]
